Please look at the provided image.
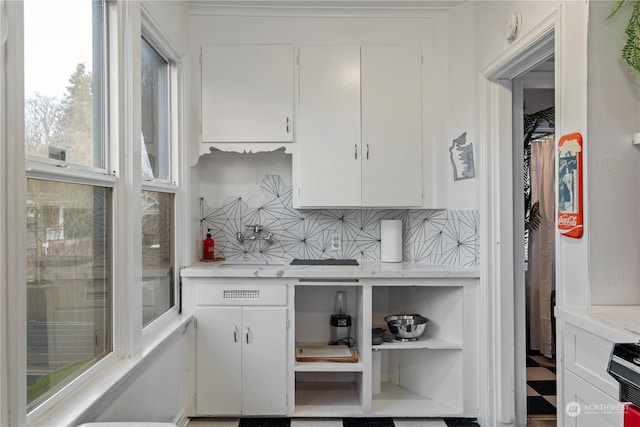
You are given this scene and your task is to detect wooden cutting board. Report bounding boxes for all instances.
[296,346,359,362]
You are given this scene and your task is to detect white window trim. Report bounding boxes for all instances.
[1,0,189,424]
[140,3,184,334]
[2,0,28,425]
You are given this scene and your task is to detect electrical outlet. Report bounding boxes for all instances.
[330,231,341,251]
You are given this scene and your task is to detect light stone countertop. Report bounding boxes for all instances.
[556,305,640,341]
[180,259,480,279]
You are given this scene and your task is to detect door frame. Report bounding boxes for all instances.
[479,10,557,427]
[513,69,556,425]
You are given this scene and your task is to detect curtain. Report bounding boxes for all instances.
[527,136,555,358]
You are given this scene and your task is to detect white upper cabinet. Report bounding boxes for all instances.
[201,44,294,143]
[361,45,422,207]
[297,45,362,207]
[295,45,423,208]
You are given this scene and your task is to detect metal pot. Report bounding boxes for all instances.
[384,314,429,341]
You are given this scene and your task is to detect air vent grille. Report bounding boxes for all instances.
[223,290,260,300]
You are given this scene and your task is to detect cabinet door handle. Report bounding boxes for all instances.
[245,327,250,344]
[234,326,238,343]
[286,117,290,133]
[366,144,370,159]
[354,144,358,160]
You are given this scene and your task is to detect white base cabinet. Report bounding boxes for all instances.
[193,282,288,416]
[556,307,640,427]
[184,276,478,419]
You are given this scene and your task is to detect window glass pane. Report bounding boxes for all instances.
[24,0,103,168]
[142,190,174,326]
[141,38,170,181]
[26,179,112,409]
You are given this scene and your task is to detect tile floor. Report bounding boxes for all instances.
[187,418,479,427]
[526,353,556,427]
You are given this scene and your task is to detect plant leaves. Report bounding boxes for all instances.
[526,201,541,233]
[608,0,629,19]
[622,1,640,74]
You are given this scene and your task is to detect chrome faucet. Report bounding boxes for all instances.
[236,225,274,244]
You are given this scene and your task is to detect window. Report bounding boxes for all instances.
[141,35,176,326]
[26,180,112,408]
[24,0,104,169]
[141,37,170,182]
[24,0,111,410]
[141,191,174,326]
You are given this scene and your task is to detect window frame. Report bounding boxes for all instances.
[139,5,181,331]
[23,0,118,420]
[1,0,186,424]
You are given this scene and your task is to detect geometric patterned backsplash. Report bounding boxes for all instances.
[201,175,479,267]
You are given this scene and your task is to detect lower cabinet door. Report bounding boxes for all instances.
[196,306,242,415]
[563,370,623,427]
[241,306,288,415]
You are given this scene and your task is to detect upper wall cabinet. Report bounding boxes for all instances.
[201,44,294,144]
[294,45,423,208]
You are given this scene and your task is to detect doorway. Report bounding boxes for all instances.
[479,12,557,427]
[516,61,557,427]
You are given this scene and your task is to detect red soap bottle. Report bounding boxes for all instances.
[203,229,215,260]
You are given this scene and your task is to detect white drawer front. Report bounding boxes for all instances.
[197,283,287,306]
[564,323,618,399]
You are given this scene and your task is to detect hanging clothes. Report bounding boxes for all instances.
[527,135,556,358]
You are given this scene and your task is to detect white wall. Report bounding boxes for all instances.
[440,1,479,209]
[587,0,640,305]
[142,1,188,51]
[473,1,592,311]
[83,327,191,426]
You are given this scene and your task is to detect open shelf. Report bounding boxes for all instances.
[371,382,462,417]
[294,380,363,417]
[372,336,462,351]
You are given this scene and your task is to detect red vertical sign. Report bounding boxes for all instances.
[557,132,583,238]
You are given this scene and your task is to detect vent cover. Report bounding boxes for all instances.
[223,289,260,300]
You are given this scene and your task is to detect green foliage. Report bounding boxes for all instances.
[609,0,640,75]
[523,107,555,234]
[27,357,92,405]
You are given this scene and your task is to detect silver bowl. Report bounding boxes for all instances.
[384,314,429,341]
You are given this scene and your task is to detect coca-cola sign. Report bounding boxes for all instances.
[557,132,583,239]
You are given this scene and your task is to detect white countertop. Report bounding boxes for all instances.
[556,305,640,341]
[180,259,480,279]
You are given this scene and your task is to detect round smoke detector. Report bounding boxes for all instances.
[503,11,522,42]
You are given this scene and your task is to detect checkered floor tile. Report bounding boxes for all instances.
[188,418,480,427]
[526,354,556,421]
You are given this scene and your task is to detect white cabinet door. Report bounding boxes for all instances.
[361,45,423,207]
[196,306,242,415]
[201,44,294,143]
[296,45,423,208]
[196,305,288,416]
[297,45,362,207]
[241,306,288,415]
